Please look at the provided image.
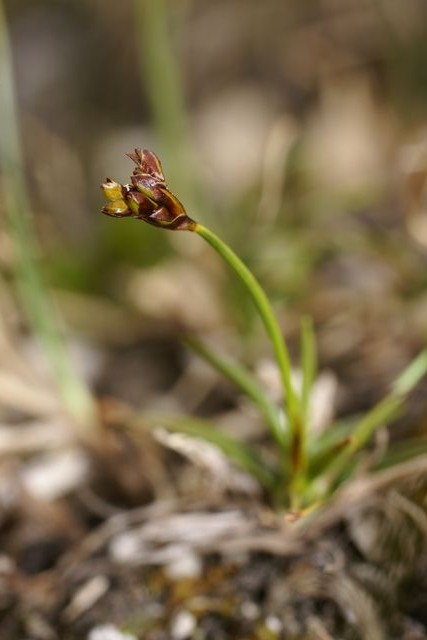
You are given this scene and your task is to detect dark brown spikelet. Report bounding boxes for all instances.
[100,149,196,231]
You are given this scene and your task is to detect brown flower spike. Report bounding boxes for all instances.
[101,149,196,231]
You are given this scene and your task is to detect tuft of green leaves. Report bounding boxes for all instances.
[183,329,427,511]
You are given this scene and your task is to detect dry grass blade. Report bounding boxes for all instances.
[154,426,260,495]
[0,371,60,417]
[285,564,385,640]
[107,509,299,565]
[0,419,72,456]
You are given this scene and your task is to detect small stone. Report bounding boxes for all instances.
[22,449,89,501]
[0,554,15,574]
[63,576,109,622]
[171,610,196,640]
[265,615,283,634]
[109,532,142,563]
[165,549,202,580]
[241,601,260,621]
[87,624,137,640]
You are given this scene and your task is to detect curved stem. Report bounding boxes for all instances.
[193,223,299,429]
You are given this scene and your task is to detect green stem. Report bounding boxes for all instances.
[287,316,317,499]
[194,224,297,412]
[193,224,302,491]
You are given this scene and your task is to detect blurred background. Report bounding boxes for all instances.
[2,0,427,462]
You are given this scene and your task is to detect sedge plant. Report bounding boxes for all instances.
[100,148,427,513]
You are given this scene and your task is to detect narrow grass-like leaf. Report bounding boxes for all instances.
[374,437,427,471]
[309,435,353,479]
[289,315,317,499]
[324,395,402,486]
[323,349,427,487]
[393,350,427,396]
[308,418,358,459]
[0,2,96,431]
[143,414,279,491]
[185,336,286,448]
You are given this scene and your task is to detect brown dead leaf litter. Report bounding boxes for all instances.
[0,404,426,640]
